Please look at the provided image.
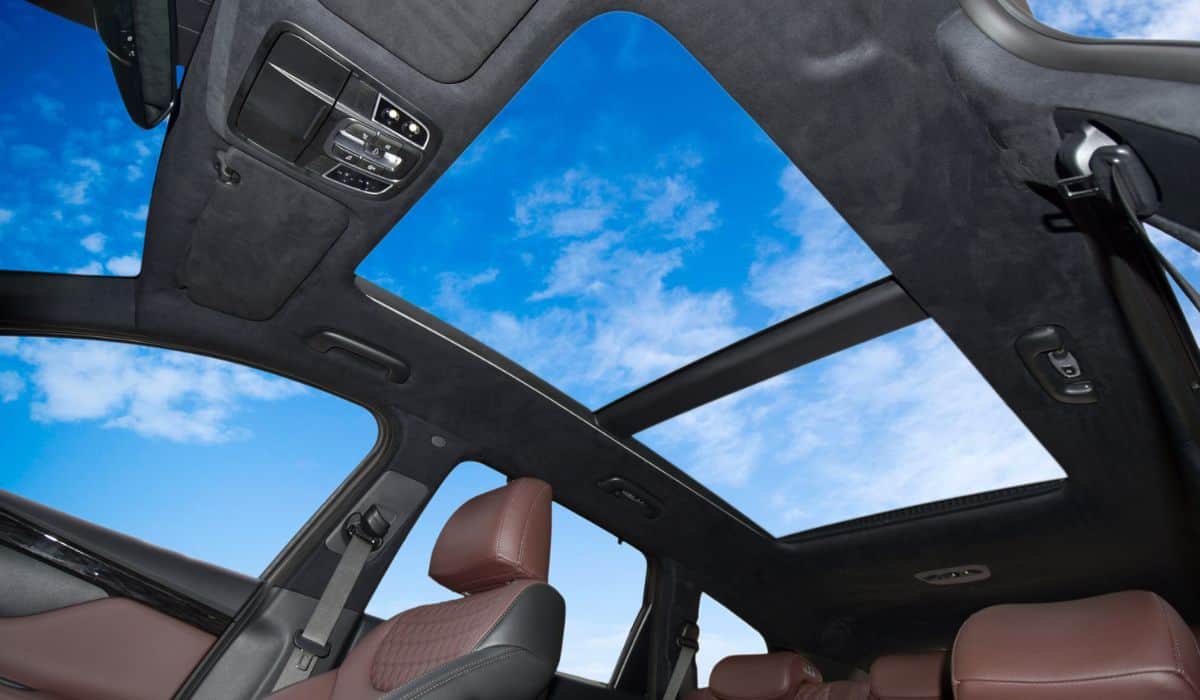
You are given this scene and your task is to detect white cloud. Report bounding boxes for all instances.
[55,179,91,206]
[69,261,104,275]
[1029,0,1200,40]
[0,371,23,402]
[513,169,619,238]
[122,203,150,221]
[31,93,64,122]
[448,125,517,173]
[105,253,141,276]
[126,164,143,182]
[80,232,106,254]
[635,174,719,240]
[435,268,500,311]
[430,160,744,403]
[0,209,13,225]
[0,338,304,443]
[747,167,888,317]
[443,231,744,404]
[73,158,102,175]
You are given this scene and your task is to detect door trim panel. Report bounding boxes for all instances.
[0,508,233,635]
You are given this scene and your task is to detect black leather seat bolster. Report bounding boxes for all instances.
[380,583,566,700]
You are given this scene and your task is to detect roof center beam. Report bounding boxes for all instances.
[594,277,928,436]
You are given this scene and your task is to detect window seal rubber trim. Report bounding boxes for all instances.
[959,0,1200,85]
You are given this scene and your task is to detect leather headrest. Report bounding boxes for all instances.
[953,590,1200,699]
[869,651,948,700]
[709,652,822,700]
[428,477,552,594]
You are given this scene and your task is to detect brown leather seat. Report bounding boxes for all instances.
[271,477,565,700]
[869,651,949,700]
[685,651,869,700]
[952,590,1200,699]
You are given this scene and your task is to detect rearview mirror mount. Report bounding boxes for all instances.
[93,0,176,128]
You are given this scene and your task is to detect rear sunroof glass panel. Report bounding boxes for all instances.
[636,319,1067,535]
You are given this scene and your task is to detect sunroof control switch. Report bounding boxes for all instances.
[323,120,421,193]
[1016,326,1098,404]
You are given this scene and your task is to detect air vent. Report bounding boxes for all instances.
[915,564,991,586]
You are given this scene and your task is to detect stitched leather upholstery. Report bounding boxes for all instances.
[868,651,948,700]
[369,581,539,691]
[952,590,1200,699]
[428,478,552,595]
[687,652,868,700]
[270,478,564,700]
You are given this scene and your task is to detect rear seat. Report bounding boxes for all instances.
[684,651,869,700]
[868,651,949,700]
[953,590,1200,698]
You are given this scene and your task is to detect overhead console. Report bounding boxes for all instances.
[228,28,437,197]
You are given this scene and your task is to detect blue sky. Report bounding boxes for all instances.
[2,0,1200,684]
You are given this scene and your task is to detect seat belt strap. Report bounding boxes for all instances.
[662,621,700,700]
[272,506,390,691]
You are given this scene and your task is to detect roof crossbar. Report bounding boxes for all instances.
[594,277,928,436]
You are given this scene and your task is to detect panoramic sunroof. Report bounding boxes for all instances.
[0,4,161,276]
[360,11,1066,534]
[358,12,889,407]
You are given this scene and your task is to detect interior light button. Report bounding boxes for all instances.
[373,96,429,149]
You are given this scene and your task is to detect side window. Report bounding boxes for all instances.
[368,461,648,683]
[696,595,766,686]
[0,336,377,575]
[551,501,647,681]
[1148,227,1200,343]
[1026,1,1196,41]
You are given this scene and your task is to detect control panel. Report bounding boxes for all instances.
[229,29,438,197]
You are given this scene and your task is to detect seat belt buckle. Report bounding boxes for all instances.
[676,621,699,651]
[292,630,331,671]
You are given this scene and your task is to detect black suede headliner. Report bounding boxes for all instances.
[5,0,1200,671]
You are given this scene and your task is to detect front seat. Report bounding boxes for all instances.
[953,590,1200,699]
[271,477,565,700]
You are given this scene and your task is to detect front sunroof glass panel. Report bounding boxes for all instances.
[0,4,161,277]
[358,12,889,407]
